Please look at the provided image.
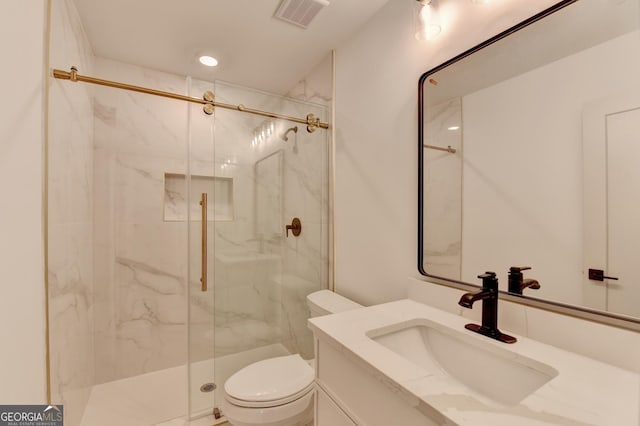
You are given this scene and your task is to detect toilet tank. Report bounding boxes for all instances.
[306,290,362,317]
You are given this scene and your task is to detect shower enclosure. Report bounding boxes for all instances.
[46,4,331,424]
[188,81,331,418]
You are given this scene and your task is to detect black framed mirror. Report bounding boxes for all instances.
[418,0,640,330]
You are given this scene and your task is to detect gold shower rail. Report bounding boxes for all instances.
[423,144,456,154]
[52,67,329,132]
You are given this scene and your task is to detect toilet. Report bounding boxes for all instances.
[221,290,362,426]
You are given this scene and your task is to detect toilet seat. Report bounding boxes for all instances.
[224,354,314,408]
[225,382,314,408]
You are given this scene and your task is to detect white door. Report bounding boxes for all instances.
[583,93,640,317]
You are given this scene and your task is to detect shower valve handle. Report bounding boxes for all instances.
[286,218,302,237]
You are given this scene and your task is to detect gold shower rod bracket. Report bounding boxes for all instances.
[52,67,330,133]
[202,91,215,115]
[306,113,321,133]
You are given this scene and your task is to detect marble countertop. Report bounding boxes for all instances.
[308,299,640,426]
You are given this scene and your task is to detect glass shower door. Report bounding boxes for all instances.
[186,79,330,419]
[187,77,217,418]
[49,62,207,425]
[209,81,330,416]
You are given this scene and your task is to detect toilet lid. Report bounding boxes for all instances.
[224,354,314,404]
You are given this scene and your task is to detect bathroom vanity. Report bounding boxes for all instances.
[309,300,639,425]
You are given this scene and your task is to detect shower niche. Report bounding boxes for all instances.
[163,173,234,222]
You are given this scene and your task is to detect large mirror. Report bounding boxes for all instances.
[419,0,640,325]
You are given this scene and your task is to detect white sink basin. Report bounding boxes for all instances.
[367,319,558,406]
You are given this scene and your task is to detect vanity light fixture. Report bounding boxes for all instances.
[415,0,441,41]
[448,126,460,131]
[198,55,219,67]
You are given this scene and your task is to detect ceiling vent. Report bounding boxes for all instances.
[274,0,330,29]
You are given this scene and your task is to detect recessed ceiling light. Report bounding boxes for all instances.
[199,55,218,67]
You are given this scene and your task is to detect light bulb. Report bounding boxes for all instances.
[415,0,441,41]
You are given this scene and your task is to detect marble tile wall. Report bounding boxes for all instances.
[48,0,95,424]
[90,63,331,373]
[280,114,330,359]
[284,57,333,358]
[210,79,331,360]
[287,53,333,107]
[92,57,190,383]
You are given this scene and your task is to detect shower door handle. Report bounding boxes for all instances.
[200,193,208,292]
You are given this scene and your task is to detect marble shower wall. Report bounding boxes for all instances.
[48,0,95,424]
[90,59,331,374]
[212,80,330,360]
[92,57,192,383]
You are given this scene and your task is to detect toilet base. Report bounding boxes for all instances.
[222,389,313,426]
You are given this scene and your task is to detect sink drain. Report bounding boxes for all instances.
[200,382,217,393]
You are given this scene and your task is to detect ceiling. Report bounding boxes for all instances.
[73,0,390,94]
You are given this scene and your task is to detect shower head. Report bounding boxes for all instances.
[282,126,298,141]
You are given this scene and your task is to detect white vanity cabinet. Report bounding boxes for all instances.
[313,337,440,426]
[315,386,356,426]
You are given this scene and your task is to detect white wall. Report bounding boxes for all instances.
[0,0,48,403]
[334,0,560,305]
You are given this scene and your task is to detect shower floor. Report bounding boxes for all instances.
[80,343,290,426]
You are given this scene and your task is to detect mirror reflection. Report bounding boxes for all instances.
[420,0,640,319]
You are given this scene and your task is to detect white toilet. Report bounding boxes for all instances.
[221,290,362,426]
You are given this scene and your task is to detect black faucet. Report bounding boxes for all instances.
[508,266,541,295]
[458,272,517,344]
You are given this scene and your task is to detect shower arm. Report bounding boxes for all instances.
[282,126,298,141]
[52,67,329,133]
